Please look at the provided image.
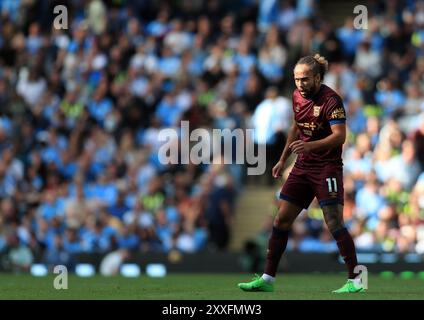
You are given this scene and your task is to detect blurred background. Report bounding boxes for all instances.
[0,0,423,276]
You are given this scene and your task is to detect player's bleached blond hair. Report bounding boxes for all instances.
[295,54,329,81]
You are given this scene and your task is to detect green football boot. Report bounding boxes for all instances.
[238,274,274,292]
[332,279,366,293]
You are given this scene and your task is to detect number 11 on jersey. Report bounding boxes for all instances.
[326,177,338,193]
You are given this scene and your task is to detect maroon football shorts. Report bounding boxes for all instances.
[279,165,344,209]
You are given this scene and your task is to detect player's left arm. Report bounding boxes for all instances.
[295,123,346,153]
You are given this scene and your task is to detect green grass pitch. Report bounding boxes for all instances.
[0,273,423,300]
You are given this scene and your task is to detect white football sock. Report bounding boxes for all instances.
[261,274,275,283]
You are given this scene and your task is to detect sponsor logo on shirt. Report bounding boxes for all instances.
[303,129,313,136]
[331,108,346,119]
[297,122,324,131]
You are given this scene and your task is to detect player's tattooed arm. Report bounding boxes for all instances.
[273,122,299,178]
[278,122,300,163]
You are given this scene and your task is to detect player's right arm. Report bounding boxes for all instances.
[272,121,299,178]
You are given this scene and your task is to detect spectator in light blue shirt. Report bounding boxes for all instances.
[91,173,118,207]
[257,51,283,82]
[87,86,113,125]
[346,100,367,135]
[117,225,139,250]
[37,191,64,222]
[155,92,182,127]
[376,140,421,190]
[158,46,181,78]
[336,17,364,61]
[355,177,386,230]
[63,227,83,254]
[257,0,279,33]
[108,190,130,221]
[58,150,78,180]
[26,22,43,54]
[42,234,75,271]
[146,9,169,37]
[375,78,406,117]
[0,0,21,22]
[233,40,256,76]
[277,1,298,31]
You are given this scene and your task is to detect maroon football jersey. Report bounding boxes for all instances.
[292,84,346,169]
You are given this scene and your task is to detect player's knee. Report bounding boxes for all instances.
[273,215,294,230]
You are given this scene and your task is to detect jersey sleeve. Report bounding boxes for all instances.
[325,96,346,126]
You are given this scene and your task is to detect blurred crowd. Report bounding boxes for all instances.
[0,0,424,271]
[275,0,424,256]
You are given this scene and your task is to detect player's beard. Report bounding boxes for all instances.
[299,83,319,99]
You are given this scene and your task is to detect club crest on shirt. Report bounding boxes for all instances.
[313,105,322,117]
